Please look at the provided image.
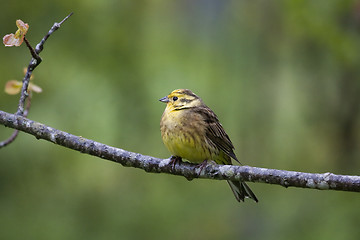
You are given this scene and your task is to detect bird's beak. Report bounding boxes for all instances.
[159,96,170,103]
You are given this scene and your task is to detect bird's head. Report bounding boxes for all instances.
[159,89,202,111]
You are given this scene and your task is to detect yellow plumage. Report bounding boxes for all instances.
[160,89,258,202]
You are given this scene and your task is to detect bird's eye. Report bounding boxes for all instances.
[172,96,178,101]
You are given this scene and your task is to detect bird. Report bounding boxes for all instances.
[159,89,258,202]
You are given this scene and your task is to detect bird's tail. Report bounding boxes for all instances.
[227,180,258,203]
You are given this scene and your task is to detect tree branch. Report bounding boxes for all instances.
[0,94,31,147]
[1,110,359,193]
[1,13,73,147]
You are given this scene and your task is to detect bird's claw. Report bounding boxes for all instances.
[196,160,209,176]
[169,156,182,172]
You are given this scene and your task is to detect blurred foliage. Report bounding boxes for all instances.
[0,0,359,239]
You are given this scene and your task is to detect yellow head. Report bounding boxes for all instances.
[159,89,203,111]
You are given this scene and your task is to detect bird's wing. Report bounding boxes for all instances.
[195,106,239,163]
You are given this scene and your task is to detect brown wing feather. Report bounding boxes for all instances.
[194,106,240,163]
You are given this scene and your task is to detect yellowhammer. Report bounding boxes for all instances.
[160,89,258,202]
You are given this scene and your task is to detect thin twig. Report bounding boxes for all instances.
[23,37,42,63]
[0,110,359,193]
[35,12,73,54]
[0,129,19,148]
[17,12,73,116]
[16,66,32,115]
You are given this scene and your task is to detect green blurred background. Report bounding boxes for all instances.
[1,1,359,239]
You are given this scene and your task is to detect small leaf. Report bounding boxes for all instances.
[3,34,19,47]
[4,80,22,95]
[3,19,29,47]
[4,66,42,95]
[29,83,42,93]
[15,20,29,36]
